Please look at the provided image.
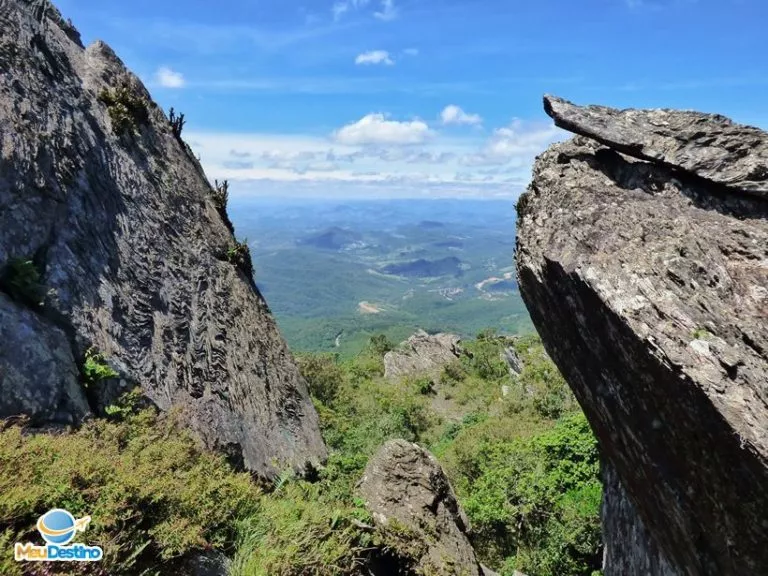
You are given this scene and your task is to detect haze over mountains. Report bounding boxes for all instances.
[230,197,531,354]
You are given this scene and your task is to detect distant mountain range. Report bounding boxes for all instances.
[230,198,532,355]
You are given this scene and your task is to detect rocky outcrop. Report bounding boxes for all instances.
[516,96,768,575]
[358,439,485,576]
[384,330,462,380]
[0,0,326,477]
[544,95,768,199]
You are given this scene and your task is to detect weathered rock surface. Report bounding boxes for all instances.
[0,0,326,477]
[358,439,484,576]
[384,330,462,380]
[517,96,768,575]
[544,95,768,199]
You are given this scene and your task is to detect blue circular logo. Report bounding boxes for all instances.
[37,509,76,545]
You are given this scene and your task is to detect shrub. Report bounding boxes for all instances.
[0,257,46,308]
[368,334,394,357]
[81,347,118,389]
[439,360,467,386]
[98,84,148,135]
[0,409,259,575]
[461,413,602,575]
[463,335,510,381]
[297,353,344,406]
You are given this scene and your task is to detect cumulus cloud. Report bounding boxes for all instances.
[355,50,394,66]
[441,105,482,126]
[333,114,432,145]
[374,0,398,20]
[184,119,562,199]
[485,120,562,158]
[155,66,185,88]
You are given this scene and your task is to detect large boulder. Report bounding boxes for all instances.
[358,439,484,576]
[516,96,768,575]
[0,0,326,478]
[384,330,462,380]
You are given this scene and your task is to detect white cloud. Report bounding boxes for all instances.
[333,114,432,145]
[441,105,482,126]
[184,118,563,199]
[402,48,419,56]
[155,66,185,88]
[355,50,394,66]
[374,0,398,20]
[485,120,563,158]
[333,0,370,20]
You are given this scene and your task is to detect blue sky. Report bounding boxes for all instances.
[57,0,768,198]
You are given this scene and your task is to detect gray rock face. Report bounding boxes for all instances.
[384,330,462,380]
[601,463,680,576]
[0,0,326,477]
[517,97,768,575]
[544,95,768,199]
[358,439,484,576]
[0,293,90,423]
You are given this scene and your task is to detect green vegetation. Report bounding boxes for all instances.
[0,257,46,308]
[212,179,230,212]
[0,405,258,575]
[692,327,712,340]
[0,333,602,575]
[81,347,119,388]
[98,84,148,135]
[226,239,254,279]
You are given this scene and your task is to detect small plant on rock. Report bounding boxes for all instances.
[226,239,254,279]
[82,347,118,389]
[0,258,46,308]
[168,107,186,139]
[98,84,148,135]
[212,179,229,212]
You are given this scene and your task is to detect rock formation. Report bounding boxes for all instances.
[516,95,768,575]
[358,439,487,576]
[0,0,326,477]
[384,330,462,380]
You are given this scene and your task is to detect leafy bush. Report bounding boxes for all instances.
[461,413,602,575]
[81,347,118,388]
[462,333,510,381]
[0,409,258,575]
[297,353,344,406]
[98,84,148,135]
[368,333,394,357]
[0,257,46,308]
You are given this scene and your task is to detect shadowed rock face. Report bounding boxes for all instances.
[516,97,768,575]
[0,0,326,478]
